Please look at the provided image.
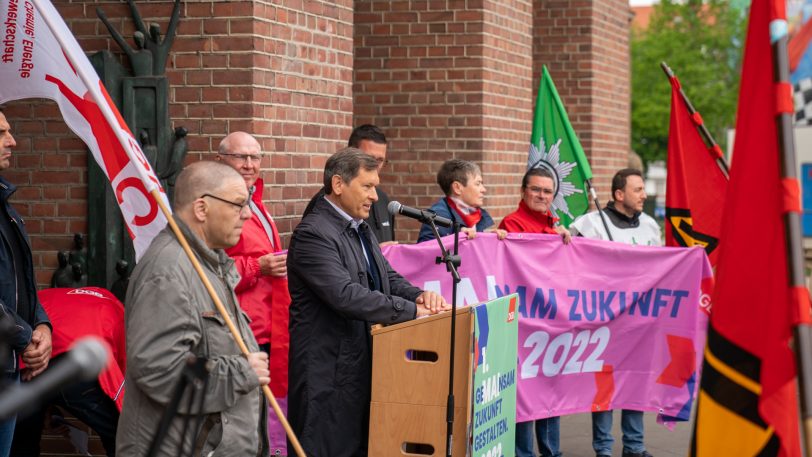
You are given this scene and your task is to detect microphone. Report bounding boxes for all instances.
[0,336,109,420]
[388,201,453,228]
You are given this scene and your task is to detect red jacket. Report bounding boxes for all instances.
[225,178,291,396]
[498,199,559,234]
[37,287,126,411]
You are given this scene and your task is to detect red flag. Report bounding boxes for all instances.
[691,1,806,456]
[664,76,727,266]
[0,0,168,260]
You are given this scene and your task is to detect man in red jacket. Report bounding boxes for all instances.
[217,132,289,455]
[499,167,569,457]
[11,287,125,457]
[499,167,572,243]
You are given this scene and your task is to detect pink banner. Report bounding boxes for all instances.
[383,233,712,422]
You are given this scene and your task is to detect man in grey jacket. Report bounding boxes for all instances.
[117,161,270,456]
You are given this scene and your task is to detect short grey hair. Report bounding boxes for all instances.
[323,147,378,194]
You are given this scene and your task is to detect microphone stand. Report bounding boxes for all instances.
[147,355,211,457]
[426,217,461,457]
[587,179,614,241]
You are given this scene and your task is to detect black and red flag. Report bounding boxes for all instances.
[690,0,811,455]
[664,72,728,266]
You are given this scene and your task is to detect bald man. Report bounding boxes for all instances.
[216,134,287,355]
[117,161,270,456]
[217,132,290,455]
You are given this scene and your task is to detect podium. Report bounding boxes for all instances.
[369,307,473,456]
[369,295,518,456]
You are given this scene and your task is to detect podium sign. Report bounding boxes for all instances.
[369,294,518,456]
[472,294,518,457]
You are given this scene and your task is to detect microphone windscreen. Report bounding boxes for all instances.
[387,200,402,216]
[68,337,110,381]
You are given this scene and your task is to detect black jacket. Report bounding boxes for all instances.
[287,196,421,457]
[303,187,396,242]
[0,176,50,373]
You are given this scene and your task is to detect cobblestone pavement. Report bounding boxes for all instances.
[551,411,693,457]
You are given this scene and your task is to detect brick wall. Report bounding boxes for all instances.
[480,0,534,213]
[249,0,355,235]
[353,0,534,242]
[2,101,88,287]
[354,0,631,241]
[5,0,354,286]
[533,0,632,201]
[6,0,631,283]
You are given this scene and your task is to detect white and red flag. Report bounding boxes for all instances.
[0,0,168,260]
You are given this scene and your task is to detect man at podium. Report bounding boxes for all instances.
[287,148,449,457]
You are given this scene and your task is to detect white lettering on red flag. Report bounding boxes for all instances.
[0,0,168,260]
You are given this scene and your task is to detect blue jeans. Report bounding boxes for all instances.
[516,416,561,457]
[591,410,645,455]
[0,372,20,457]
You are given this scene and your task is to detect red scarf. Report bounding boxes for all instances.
[446,197,482,228]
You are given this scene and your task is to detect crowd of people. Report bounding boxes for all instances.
[0,107,661,457]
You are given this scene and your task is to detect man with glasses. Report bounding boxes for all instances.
[217,131,290,455]
[118,161,270,456]
[304,124,397,244]
[498,167,569,457]
[499,167,572,242]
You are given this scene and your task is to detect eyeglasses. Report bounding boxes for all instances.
[200,193,250,211]
[526,186,554,195]
[219,152,264,163]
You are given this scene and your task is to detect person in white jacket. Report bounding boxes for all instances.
[569,168,660,457]
[570,168,661,247]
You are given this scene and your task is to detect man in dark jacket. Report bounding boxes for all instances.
[287,148,448,456]
[0,109,52,457]
[303,125,397,244]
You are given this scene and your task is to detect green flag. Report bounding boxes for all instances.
[528,66,593,227]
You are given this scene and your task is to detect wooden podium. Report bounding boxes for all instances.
[368,307,474,456]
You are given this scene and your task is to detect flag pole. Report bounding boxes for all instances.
[148,190,306,457]
[586,180,614,241]
[31,2,307,455]
[660,62,730,180]
[769,16,812,457]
